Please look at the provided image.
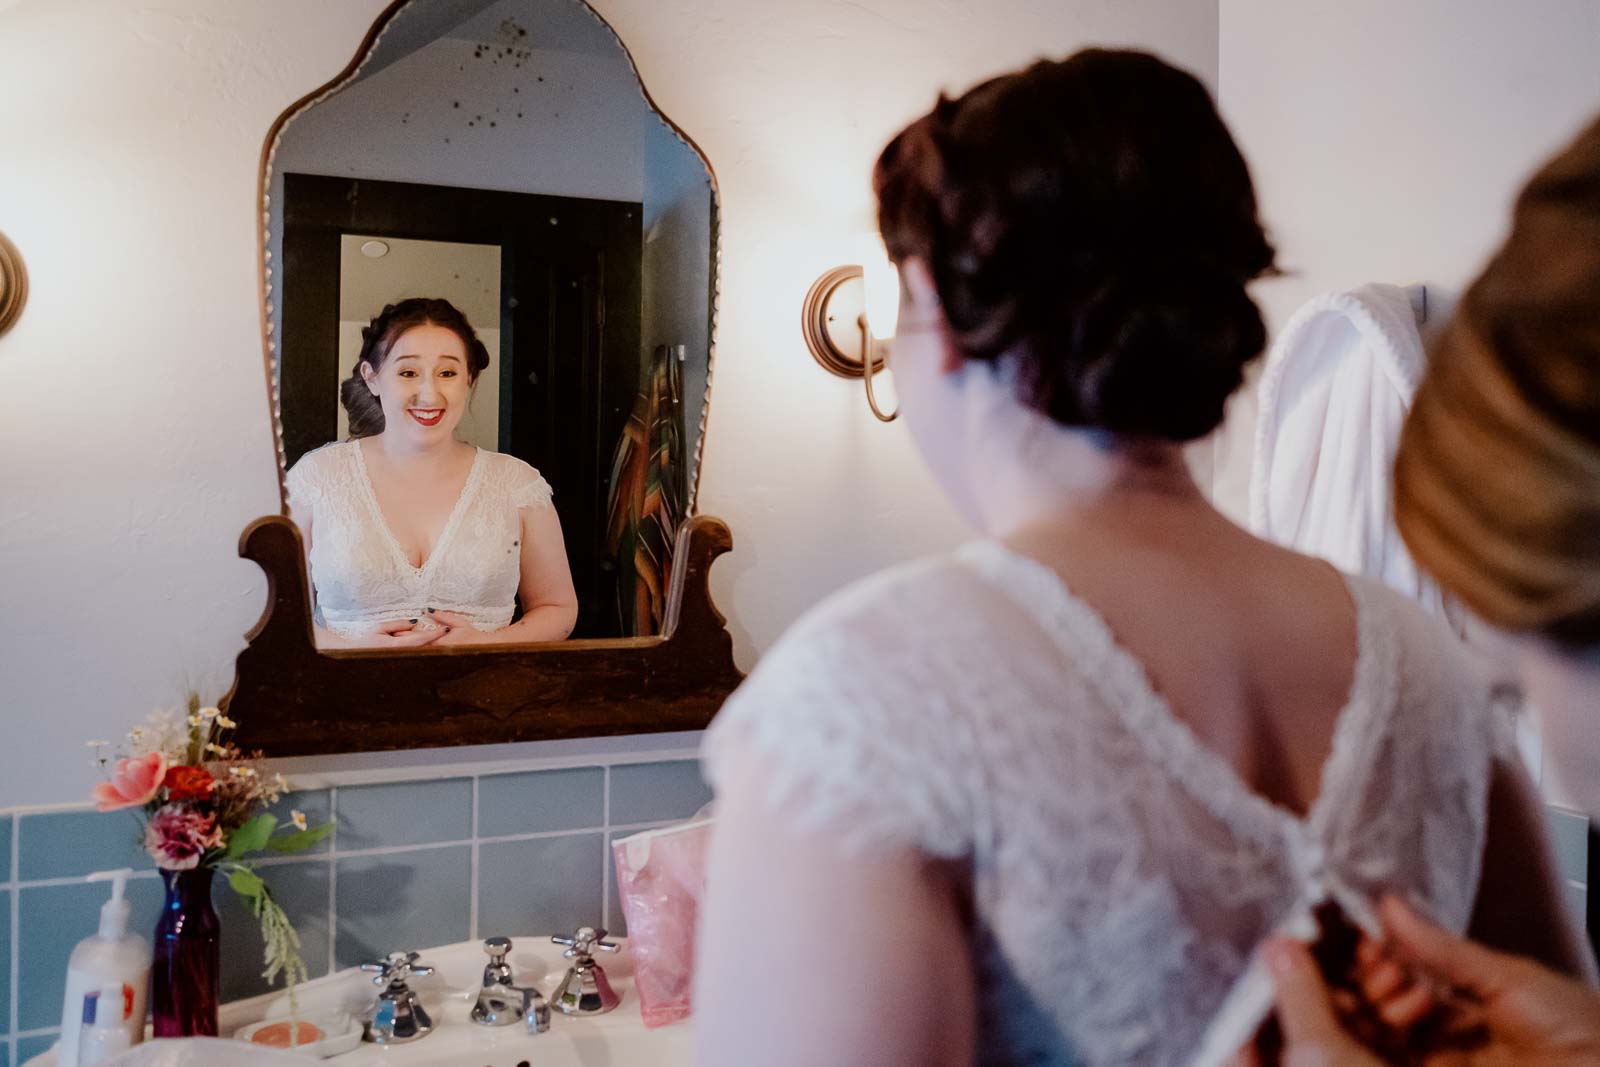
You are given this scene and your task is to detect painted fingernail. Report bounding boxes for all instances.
[427,607,435,613]
[409,618,418,624]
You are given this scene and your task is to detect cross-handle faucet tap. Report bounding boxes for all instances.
[550,927,623,1016]
[359,951,436,1044]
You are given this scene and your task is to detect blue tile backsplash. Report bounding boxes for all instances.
[0,889,9,1037]
[609,760,713,825]
[335,846,473,969]
[18,810,152,881]
[479,767,604,837]
[217,859,331,1001]
[0,757,703,1065]
[15,1035,51,1066]
[336,777,473,849]
[479,832,605,937]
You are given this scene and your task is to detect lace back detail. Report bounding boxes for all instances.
[702,544,1501,1066]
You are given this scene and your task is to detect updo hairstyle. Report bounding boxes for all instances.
[1394,114,1600,648]
[873,49,1277,442]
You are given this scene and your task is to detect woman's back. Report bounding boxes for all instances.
[1005,490,1359,819]
[703,540,1502,1064]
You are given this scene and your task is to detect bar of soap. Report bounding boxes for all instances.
[249,1020,323,1047]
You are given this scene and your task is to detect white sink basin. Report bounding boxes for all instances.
[27,935,694,1066]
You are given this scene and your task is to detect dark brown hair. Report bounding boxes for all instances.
[874,49,1276,442]
[1394,114,1600,648]
[341,297,492,438]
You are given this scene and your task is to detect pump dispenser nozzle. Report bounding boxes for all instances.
[87,868,134,939]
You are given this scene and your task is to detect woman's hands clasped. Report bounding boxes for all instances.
[426,609,496,645]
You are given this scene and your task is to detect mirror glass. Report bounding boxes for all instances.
[265,0,714,646]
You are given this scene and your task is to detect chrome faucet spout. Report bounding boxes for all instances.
[469,936,550,1034]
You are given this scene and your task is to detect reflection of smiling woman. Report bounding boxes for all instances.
[286,298,579,648]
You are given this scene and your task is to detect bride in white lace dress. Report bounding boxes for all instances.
[693,51,1590,1067]
[286,298,577,649]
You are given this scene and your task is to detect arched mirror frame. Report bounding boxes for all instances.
[223,0,740,757]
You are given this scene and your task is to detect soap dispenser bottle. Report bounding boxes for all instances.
[78,983,134,1066]
[58,869,150,1067]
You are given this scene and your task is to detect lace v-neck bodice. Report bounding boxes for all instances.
[351,439,482,574]
[703,541,1508,1066]
[286,441,554,637]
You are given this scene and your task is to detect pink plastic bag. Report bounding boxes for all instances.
[611,816,712,1027]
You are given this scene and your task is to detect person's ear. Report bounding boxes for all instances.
[360,360,379,397]
[900,258,964,375]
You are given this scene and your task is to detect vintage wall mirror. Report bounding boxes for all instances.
[226,0,739,755]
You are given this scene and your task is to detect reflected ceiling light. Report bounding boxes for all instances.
[800,233,900,422]
[360,240,391,258]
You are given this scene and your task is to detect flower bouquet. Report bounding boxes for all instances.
[91,696,331,1037]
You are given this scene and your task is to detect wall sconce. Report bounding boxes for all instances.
[801,234,900,421]
[0,229,26,339]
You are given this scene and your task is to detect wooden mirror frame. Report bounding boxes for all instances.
[223,0,740,757]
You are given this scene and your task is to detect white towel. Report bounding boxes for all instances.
[1249,283,1451,623]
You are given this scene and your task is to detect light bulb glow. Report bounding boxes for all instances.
[857,232,899,341]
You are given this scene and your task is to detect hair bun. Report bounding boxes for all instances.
[874,49,1276,441]
[1062,257,1266,442]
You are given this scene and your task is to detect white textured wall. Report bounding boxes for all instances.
[1210,0,1600,519]
[0,0,1216,808]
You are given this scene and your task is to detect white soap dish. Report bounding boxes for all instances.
[232,1012,361,1059]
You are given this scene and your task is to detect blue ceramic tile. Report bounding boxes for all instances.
[478,768,604,838]
[265,790,333,856]
[336,779,471,850]
[0,890,8,1036]
[334,846,470,969]
[18,810,151,882]
[219,859,331,1002]
[3,1036,13,1067]
[1565,881,1588,930]
[1548,806,1589,885]
[604,834,626,937]
[478,834,603,939]
[0,816,12,883]
[609,761,711,826]
[16,1033,54,1065]
[17,877,163,1031]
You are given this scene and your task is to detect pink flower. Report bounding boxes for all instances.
[144,804,224,871]
[92,751,168,812]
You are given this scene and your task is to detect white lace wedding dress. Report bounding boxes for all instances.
[286,441,554,638]
[702,540,1507,1066]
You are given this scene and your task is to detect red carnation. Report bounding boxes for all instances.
[163,765,217,802]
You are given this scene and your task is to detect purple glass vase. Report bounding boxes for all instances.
[151,866,221,1037]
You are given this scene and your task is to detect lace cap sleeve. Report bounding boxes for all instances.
[504,458,554,511]
[284,449,326,517]
[701,565,978,859]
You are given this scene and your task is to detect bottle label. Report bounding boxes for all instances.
[81,985,131,1025]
